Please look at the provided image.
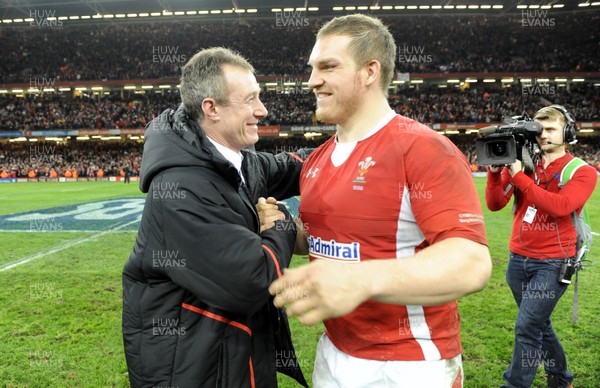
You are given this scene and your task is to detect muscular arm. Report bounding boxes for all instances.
[366,237,491,304]
[269,237,491,325]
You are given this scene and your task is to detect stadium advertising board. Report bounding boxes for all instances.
[258,125,280,136]
[286,125,336,133]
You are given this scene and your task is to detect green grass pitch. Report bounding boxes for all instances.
[0,179,598,387]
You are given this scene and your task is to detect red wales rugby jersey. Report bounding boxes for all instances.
[299,114,488,361]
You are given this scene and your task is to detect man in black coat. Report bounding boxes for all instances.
[122,47,308,387]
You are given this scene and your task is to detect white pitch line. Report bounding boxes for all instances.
[0,217,141,272]
[592,232,599,236]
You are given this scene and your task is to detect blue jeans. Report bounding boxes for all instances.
[503,252,574,388]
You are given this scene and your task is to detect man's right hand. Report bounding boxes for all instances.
[488,165,501,173]
[256,197,286,233]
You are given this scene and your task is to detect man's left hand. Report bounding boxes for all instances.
[269,260,371,325]
[508,159,522,176]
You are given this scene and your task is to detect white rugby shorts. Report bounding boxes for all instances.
[312,333,463,388]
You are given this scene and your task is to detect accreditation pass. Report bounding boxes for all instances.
[523,206,537,224]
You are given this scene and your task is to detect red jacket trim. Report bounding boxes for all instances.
[262,244,282,278]
[287,152,303,163]
[181,303,252,337]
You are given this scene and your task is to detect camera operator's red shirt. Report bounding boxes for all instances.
[486,152,597,258]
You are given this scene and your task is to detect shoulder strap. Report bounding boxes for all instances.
[559,157,587,188]
[572,269,580,324]
[559,158,590,325]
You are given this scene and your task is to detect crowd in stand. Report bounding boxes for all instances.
[0,91,181,132]
[1,84,598,131]
[0,141,141,179]
[388,84,599,124]
[2,134,600,179]
[1,11,599,178]
[0,13,598,83]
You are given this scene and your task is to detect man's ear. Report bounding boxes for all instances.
[364,59,381,88]
[201,98,219,121]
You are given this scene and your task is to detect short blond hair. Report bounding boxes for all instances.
[534,106,566,128]
[317,14,396,96]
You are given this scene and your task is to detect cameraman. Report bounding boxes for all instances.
[486,105,597,388]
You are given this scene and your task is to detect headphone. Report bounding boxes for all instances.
[544,104,578,145]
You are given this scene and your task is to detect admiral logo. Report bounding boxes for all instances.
[308,236,360,263]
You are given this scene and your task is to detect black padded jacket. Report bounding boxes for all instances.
[122,105,309,387]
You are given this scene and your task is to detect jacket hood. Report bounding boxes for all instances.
[139,104,241,192]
